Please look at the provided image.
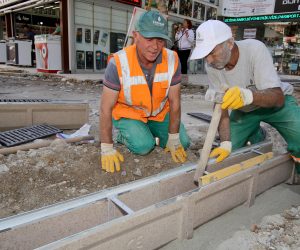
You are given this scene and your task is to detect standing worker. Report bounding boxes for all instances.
[190,20,300,184]
[99,10,190,173]
[175,19,194,84]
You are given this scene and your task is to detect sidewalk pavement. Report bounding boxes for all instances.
[0,64,210,86]
[1,64,300,84]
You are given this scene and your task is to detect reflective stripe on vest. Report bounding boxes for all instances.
[152,49,175,116]
[118,48,176,116]
[117,50,175,116]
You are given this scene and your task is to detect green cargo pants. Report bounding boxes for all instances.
[112,113,190,155]
[230,95,300,173]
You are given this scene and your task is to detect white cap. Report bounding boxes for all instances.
[190,20,232,60]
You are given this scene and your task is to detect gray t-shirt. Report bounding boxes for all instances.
[205,39,293,111]
[104,51,182,92]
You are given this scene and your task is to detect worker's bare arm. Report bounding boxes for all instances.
[252,87,284,108]
[218,108,230,142]
[99,86,119,143]
[168,83,181,134]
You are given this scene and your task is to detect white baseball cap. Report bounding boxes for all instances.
[190,20,232,60]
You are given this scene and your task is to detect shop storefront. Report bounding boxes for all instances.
[222,0,300,76]
[0,0,61,68]
[1,0,219,73]
[224,14,300,76]
[71,0,219,72]
[73,0,137,72]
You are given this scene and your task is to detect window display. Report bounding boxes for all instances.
[85,29,91,43]
[193,1,205,20]
[76,28,82,43]
[167,0,178,14]
[179,0,192,17]
[100,32,108,47]
[85,51,93,69]
[206,6,217,20]
[95,50,108,70]
[93,30,100,45]
[76,50,85,69]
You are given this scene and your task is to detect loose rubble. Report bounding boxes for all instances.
[0,69,299,247]
[217,206,300,250]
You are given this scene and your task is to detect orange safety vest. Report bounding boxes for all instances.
[113,44,178,123]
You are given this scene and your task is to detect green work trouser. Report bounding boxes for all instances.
[230,95,300,166]
[112,113,190,155]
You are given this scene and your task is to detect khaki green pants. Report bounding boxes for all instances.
[113,113,190,155]
[230,95,300,165]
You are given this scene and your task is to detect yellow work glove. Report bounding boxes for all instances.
[209,141,232,163]
[101,143,124,173]
[222,86,253,110]
[165,133,187,163]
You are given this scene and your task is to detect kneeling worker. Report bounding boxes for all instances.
[190,20,300,183]
[100,10,190,173]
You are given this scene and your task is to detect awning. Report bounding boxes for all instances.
[0,0,58,15]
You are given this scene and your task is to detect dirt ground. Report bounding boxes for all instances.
[0,69,299,250]
[0,71,206,218]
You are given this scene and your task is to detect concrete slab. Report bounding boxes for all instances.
[0,101,89,131]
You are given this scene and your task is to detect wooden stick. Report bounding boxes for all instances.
[0,135,94,155]
[199,152,273,186]
[194,103,222,182]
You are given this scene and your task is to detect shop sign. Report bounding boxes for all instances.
[15,13,31,23]
[0,0,20,7]
[243,28,257,39]
[224,12,300,23]
[222,0,275,17]
[116,0,141,7]
[274,0,300,13]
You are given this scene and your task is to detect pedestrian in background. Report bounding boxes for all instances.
[175,19,194,84]
[52,21,61,35]
[100,10,190,173]
[23,24,35,66]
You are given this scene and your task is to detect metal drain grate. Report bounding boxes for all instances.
[0,125,62,147]
[187,112,212,123]
[0,99,50,102]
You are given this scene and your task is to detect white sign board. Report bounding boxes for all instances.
[222,0,275,17]
[243,28,257,39]
[124,7,146,47]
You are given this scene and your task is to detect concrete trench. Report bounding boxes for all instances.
[0,141,293,250]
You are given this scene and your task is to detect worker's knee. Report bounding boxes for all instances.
[179,126,191,150]
[180,134,190,149]
[128,138,155,155]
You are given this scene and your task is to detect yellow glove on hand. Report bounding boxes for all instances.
[101,143,124,173]
[222,86,253,110]
[165,133,187,163]
[209,141,232,163]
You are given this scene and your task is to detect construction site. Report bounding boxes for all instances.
[0,66,299,250]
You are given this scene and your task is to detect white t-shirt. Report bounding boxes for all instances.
[205,39,293,111]
[175,28,194,50]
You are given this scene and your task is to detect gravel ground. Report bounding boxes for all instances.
[0,69,299,250]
